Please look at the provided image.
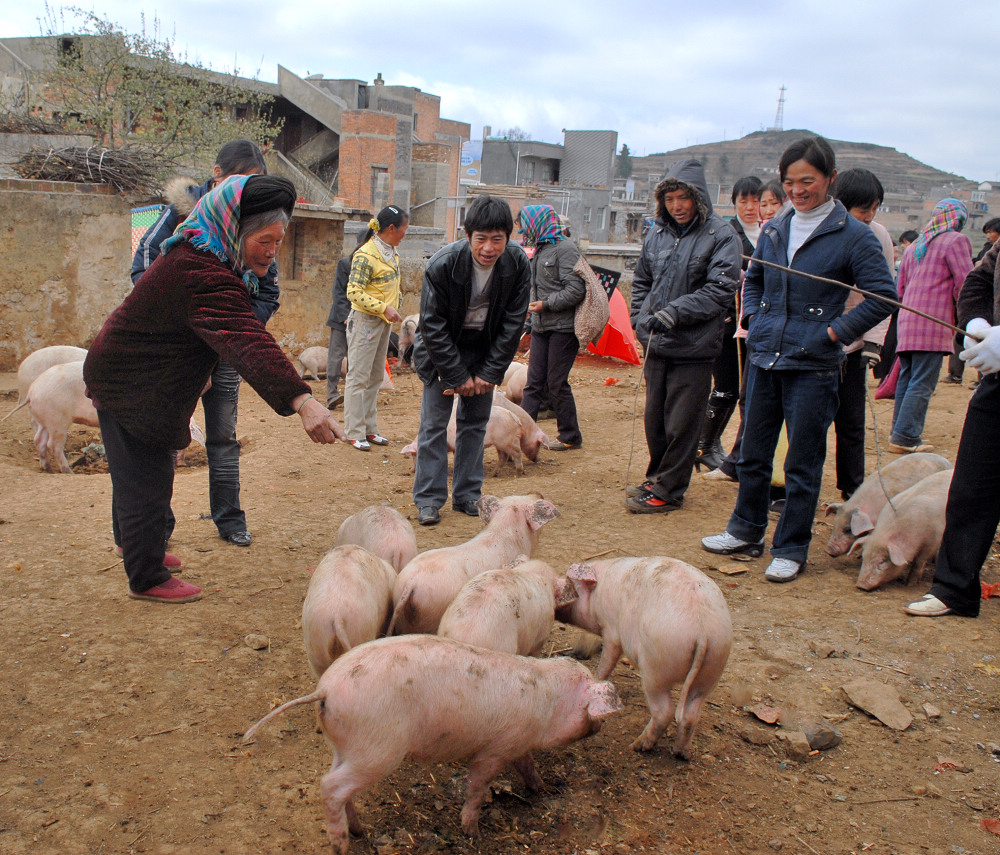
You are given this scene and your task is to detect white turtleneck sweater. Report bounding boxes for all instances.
[737,216,760,249]
[787,198,835,263]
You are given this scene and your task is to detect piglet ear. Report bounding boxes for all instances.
[566,562,598,593]
[585,681,624,718]
[528,499,560,530]
[553,576,578,608]
[850,510,874,537]
[824,502,842,517]
[887,537,913,568]
[479,495,501,523]
[846,536,868,558]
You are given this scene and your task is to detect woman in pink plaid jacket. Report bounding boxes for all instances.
[890,199,974,453]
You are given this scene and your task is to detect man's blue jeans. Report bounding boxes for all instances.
[413,375,492,511]
[891,351,945,447]
[728,365,839,564]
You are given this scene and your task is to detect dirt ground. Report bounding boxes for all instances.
[2,353,1000,855]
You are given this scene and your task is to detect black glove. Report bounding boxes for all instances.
[649,309,676,335]
[860,342,881,367]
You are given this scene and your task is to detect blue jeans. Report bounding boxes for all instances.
[413,375,493,511]
[728,366,840,564]
[202,361,245,536]
[891,351,945,447]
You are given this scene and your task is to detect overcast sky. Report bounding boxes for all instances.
[3,1,997,181]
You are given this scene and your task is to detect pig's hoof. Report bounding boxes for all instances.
[631,735,656,752]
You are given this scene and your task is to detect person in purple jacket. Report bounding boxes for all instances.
[889,199,974,453]
[86,175,346,603]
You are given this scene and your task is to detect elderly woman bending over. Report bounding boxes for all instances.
[84,175,346,604]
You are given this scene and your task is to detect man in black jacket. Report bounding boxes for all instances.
[410,195,531,525]
[627,159,742,513]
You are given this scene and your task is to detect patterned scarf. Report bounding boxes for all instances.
[913,198,968,264]
[160,175,261,295]
[519,204,565,247]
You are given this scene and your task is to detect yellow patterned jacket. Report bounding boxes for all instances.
[346,239,401,322]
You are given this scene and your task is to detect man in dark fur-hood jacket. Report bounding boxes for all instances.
[626,158,741,513]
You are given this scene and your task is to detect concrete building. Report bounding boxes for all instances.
[477,129,618,244]
[0,37,470,240]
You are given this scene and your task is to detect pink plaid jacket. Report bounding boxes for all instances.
[896,231,974,353]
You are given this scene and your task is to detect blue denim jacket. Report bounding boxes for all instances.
[743,201,897,371]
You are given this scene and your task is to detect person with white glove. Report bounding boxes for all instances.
[906,243,1000,618]
[958,317,998,374]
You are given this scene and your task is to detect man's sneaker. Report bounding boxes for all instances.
[625,490,681,514]
[350,439,371,452]
[888,441,935,454]
[626,479,654,498]
[223,530,252,547]
[128,577,202,603]
[367,434,390,446]
[115,545,182,572]
[904,593,953,617]
[417,506,440,526]
[326,394,344,410]
[701,531,765,557]
[764,557,803,583]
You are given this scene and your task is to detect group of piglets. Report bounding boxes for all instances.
[246,493,733,854]
[824,452,954,591]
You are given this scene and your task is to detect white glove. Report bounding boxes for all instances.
[963,317,991,352]
[960,321,1000,375]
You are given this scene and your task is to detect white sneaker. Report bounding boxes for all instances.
[701,531,765,557]
[350,439,371,452]
[904,594,952,617]
[765,557,802,583]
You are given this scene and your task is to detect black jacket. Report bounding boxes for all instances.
[630,159,742,362]
[958,243,999,327]
[412,239,531,388]
[326,255,353,328]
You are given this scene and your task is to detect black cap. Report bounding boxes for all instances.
[241,175,297,218]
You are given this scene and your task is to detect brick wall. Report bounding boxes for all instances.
[339,111,398,211]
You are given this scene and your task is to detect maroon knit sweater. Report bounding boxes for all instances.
[84,241,310,449]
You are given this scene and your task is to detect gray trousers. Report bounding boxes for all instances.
[344,310,391,441]
[413,375,493,510]
[325,324,348,406]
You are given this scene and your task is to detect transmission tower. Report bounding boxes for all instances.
[768,86,786,132]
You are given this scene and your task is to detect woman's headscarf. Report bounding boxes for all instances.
[160,174,296,294]
[519,204,566,247]
[913,198,968,263]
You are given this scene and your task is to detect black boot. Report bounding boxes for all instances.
[695,391,737,472]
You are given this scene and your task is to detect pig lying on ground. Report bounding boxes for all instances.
[335,504,417,574]
[3,345,88,421]
[825,452,951,557]
[389,494,559,635]
[504,362,528,403]
[401,405,526,477]
[856,468,954,591]
[297,346,329,380]
[557,556,732,758]
[493,389,550,462]
[243,635,622,854]
[27,361,100,473]
[301,545,397,678]
[439,557,576,655]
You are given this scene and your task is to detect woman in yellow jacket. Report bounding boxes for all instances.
[344,205,409,450]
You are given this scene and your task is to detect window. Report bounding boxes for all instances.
[599,207,607,230]
[370,167,389,205]
[583,207,592,223]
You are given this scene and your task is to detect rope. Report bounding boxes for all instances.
[743,255,978,340]
[624,331,655,498]
[863,367,897,516]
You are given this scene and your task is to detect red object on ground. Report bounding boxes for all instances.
[604,377,618,386]
[981,581,1000,600]
[587,289,640,365]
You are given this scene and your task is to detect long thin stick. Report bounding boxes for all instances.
[744,255,975,340]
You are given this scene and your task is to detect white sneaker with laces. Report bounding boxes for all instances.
[367,433,389,446]
[350,439,371,452]
[764,557,802,583]
[701,531,765,557]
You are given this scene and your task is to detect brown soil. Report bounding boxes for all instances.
[2,355,999,855]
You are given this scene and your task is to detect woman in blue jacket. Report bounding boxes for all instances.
[702,137,897,582]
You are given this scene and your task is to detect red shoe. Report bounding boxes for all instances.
[115,545,182,571]
[128,577,202,603]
